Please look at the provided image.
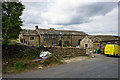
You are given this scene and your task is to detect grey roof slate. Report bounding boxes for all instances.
[21,28,88,36]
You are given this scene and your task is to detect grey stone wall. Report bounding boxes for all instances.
[45,47,87,58]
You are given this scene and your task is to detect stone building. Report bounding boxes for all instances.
[19,26,88,47]
[80,36,101,49]
[80,35,119,51]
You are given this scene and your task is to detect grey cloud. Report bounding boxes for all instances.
[71,2,117,25]
[55,2,117,25]
[79,2,117,16]
[118,2,120,36]
[22,2,117,26]
[22,2,50,27]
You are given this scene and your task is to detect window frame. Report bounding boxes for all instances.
[30,36,34,40]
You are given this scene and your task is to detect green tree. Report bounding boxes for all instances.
[2,1,24,44]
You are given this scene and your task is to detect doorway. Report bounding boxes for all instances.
[59,40,62,46]
[78,39,82,45]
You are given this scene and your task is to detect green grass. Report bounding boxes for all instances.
[8,42,20,45]
[4,39,19,45]
[10,39,19,42]
[87,56,94,58]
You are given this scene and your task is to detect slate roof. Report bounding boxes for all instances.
[93,35,118,41]
[21,28,88,36]
[87,36,102,42]
[21,29,38,35]
[87,35,118,42]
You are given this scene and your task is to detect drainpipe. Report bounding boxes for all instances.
[71,35,72,46]
[38,35,40,47]
[100,41,102,50]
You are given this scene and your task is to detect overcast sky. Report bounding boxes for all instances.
[20,0,118,36]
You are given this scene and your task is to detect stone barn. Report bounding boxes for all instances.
[80,36,101,50]
[80,35,118,51]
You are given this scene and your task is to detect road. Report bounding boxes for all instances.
[3,54,119,78]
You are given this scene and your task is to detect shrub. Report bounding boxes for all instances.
[35,51,40,57]
[42,54,63,65]
[42,60,51,65]
[31,63,39,67]
[29,51,40,59]
[14,61,26,70]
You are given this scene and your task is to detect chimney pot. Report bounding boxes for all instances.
[35,25,38,29]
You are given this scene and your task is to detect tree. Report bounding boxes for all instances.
[2,1,24,44]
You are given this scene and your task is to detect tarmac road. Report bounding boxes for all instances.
[3,54,119,78]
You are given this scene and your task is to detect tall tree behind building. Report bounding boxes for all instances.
[2,1,24,44]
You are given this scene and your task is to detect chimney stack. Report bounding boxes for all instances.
[35,25,38,29]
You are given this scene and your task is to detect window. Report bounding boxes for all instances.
[44,35,49,38]
[97,44,99,47]
[103,44,106,48]
[51,41,57,45]
[67,36,70,39]
[85,44,88,48]
[30,37,34,40]
[61,36,64,39]
[65,41,69,44]
[47,35,49,38]
[52,35,56,38]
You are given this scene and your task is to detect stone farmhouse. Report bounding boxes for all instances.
[19,26,119,51]
[19,26,88,47]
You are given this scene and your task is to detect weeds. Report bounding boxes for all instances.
[14,61,26,70]
[31,63,39,67]
[3,51,64,74]
[41,54,64,66]
[87,56,94,58]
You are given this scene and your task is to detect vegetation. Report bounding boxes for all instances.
[3,47,64,74]
[41,54,64,66]
[14,60,26,70]
[8,42,20,45]
[2,0,24,45]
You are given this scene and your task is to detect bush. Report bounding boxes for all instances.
[29,51,40,59]
[31,63,39,67]
[22,51,40,60]
[42,60,51,65]
[35,51,40,57]
[2,39,9,45]
[14,61,26,70]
